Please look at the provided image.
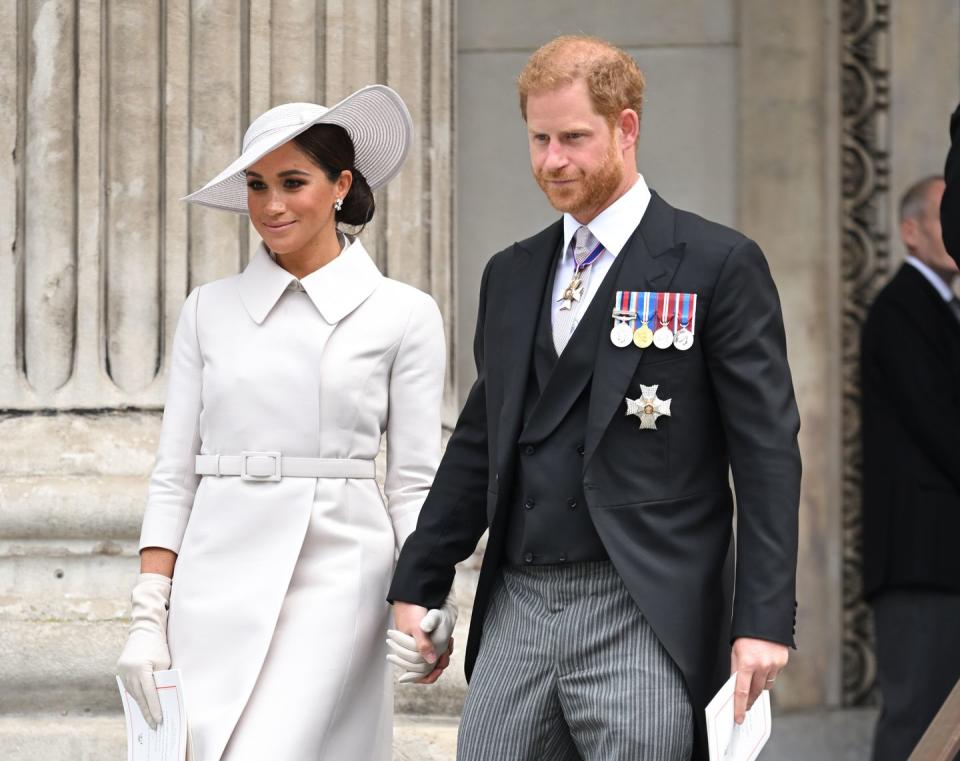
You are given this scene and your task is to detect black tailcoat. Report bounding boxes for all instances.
[861,264,960,598]
[389,192,801,759]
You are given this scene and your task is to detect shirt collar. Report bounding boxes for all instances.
[905,256,955,302]
[561,174,652,260]
[239,237,383,324]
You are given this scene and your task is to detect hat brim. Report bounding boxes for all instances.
[182,85,413,214]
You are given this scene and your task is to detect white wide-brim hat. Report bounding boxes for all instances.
[183,84,413,214]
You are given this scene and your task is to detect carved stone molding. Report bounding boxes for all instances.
[840,0,890,707]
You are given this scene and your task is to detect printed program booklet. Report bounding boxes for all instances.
[116,669,187,761]
[705,672,773,761]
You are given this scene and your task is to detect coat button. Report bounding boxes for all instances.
[524,499,535,510]
[523,445,535,455]
[576,444,585,456]
[567,498,577,509]
[524,552,534,564]
[559,552,567,563]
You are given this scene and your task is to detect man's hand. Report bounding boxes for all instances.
[730,637,789,724]
[386,630,453,684]
[388,601,452,684]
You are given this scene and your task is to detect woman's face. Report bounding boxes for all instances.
[245,141,352,257]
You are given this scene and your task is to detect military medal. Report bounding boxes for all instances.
[625,384,672,430]
[558,239,605,311]
[610,291,637,348]
[633,291,654,348]
[652,292,675,349]
[673,293,697,351]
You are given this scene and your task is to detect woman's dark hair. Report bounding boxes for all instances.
[292,123,375,230]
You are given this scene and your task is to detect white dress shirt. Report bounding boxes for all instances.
[551,174,652,338]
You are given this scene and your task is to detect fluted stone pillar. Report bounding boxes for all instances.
[0,2,456,757]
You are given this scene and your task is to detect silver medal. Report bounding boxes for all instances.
[610,320,634,348]
[673,327,694,351]
[653,326,674,350]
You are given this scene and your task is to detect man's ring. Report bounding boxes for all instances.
[766,678,776,684]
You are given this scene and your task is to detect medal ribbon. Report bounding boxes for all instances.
[574,241,605,272]
[657,291,672,327]
[679,293,692,330]
[640,291,652,327]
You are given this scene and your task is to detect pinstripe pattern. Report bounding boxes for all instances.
[458,562,693,761]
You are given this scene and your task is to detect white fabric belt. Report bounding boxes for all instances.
[195,452,376,481]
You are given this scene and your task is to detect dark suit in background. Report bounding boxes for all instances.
[862,256,960,759]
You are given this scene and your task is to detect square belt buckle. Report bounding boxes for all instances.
[240,451,282,481]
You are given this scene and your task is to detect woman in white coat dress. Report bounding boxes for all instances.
[115,85,454,761]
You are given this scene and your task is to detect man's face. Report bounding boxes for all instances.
[526,79,625,221]
[902,179,958,277]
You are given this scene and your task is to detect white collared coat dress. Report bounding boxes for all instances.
[138,238,444,761]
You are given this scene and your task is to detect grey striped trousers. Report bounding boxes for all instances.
[458,562,693,761]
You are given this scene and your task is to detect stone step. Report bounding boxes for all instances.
[0,606,470,715]
[0,714,458,760]
[0,619,469,715]
[0,708,880,760]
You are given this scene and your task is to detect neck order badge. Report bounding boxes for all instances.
[558,227,606,311]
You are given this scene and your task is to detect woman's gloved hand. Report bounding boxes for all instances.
[386,588,458,684]
[116,573,172,729]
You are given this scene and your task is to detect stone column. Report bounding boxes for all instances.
[0,1,455,756]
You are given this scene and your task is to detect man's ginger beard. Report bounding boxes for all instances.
[534,132,624,218]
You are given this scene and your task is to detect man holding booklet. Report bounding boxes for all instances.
[389,34,801,761]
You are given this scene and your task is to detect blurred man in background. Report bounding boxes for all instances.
[861,175,960,761]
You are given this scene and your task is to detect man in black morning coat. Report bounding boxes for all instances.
[862,176,960,761]
[389,36,801,761]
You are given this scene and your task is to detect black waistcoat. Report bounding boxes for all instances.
[504,244,629,566]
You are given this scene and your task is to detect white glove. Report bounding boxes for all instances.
[387,588,458,684]
[116,573,172,729]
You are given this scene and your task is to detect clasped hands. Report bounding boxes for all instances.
[387,592,458,684]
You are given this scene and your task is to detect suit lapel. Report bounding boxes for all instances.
[495,221,563,475]
[584,193,686,466]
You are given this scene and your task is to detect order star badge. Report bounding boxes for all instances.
[557,278,584,311]
[625,384,672,430]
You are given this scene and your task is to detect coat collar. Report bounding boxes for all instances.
[239,238,383,324]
